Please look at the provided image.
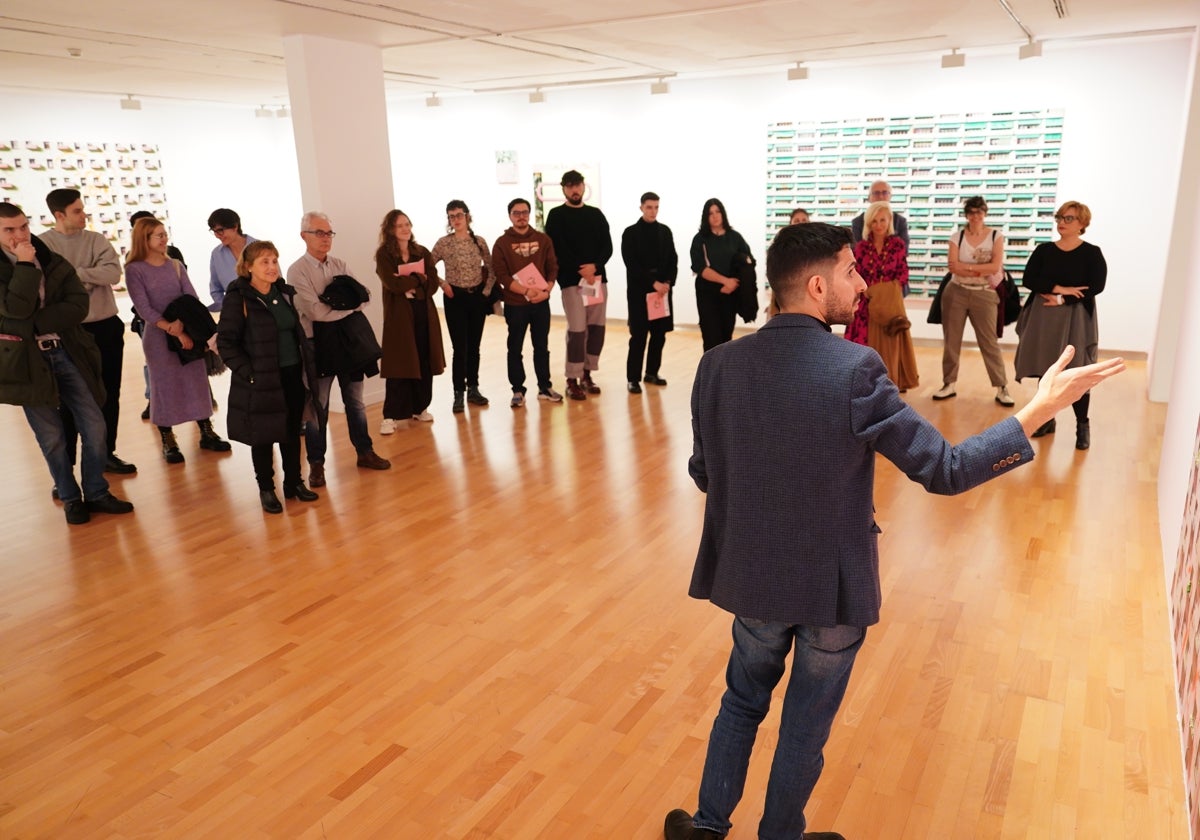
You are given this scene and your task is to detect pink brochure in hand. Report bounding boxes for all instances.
[396,260,425,276]
[580,277,605,307]
[646,292,670,321]
[513,262,548,291]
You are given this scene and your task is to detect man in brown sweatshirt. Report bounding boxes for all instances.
[491,198,561,408]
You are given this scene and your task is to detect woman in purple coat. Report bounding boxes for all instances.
[125,218,230,463]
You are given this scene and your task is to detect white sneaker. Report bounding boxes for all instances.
[995,386,1015,407]
[932,383,957,400]
[379,418,396,435]
[537,388,563,403]
[412,410,434,422]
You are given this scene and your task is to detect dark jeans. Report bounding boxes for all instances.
[626,321,666,382]
[24,344,110,503]
[504,300,551,394]
[384,297,435,418]
[251,364,304,490]
[443,289,489,391]
[61,314,124,458]
[696,281,738,351]
[694,617,865,840]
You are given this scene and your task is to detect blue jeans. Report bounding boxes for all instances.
[695,617,865,840]
[304,371,372,464]
[23,344,110,503]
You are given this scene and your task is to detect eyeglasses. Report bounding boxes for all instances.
[1053,214,1078,223]
[510,210,531,217]
[150,233,169,240]
[210,227,227,235]
[447,212,466,220]
[303,229,336,238]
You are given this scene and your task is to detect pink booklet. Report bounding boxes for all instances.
[396,259,425,276]
[513,262,549,291]
[580,277,605,307]
[646,292,670,320]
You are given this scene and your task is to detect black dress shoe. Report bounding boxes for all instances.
[627,380,642,394]
[64,499,90,525]
[663,809,721,840]
[260,489,283,514]
[284,483,319,502]
[1075,420,1090,450]
[643,374,668,386]
[105,454,138,474]
[1031,418,1056,438]
[86,493,134,515]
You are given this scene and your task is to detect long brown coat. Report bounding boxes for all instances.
[375,243,446,379]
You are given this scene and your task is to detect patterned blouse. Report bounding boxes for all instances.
[846,235,908,345]
[430,233,492,291]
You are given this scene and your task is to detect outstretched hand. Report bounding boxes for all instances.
[1016,346,1125,437]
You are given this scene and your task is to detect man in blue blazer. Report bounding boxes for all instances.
[664,223,1124,840]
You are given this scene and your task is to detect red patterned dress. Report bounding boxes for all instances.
[846,235,908,344]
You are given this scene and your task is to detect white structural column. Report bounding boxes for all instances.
[284,34,395,404]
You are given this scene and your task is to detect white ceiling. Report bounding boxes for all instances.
[1,0,1197,106]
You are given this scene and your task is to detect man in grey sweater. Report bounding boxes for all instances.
[41,188,136,474]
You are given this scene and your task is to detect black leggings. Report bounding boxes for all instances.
[251,364,304,490]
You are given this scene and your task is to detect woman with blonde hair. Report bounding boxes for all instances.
[124,217,230,463]
[217,240,319,513]
[847,201,918,390]
[375,209,445,431]
[1014,200,1107,449]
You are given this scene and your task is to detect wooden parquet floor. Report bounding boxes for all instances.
[0,315,1186,839]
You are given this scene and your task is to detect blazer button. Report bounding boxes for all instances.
[993,463,1001,472]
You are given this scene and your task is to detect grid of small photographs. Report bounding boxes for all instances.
[765,110,1064,296]
[1171,415,1200,837]
[0,139,172,259]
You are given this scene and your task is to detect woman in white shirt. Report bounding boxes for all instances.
[933,196,1014,406]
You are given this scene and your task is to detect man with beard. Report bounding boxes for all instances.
[491,197,562,407]
[544,169,612,401]
[663,222,1125,840]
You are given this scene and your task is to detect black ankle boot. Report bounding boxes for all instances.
[159,426,184,463]
[1075,420,1090,450]
[259,488,283,514]
[197,419,232,451]
[284,483,319,502]
[1031,418,1056,438]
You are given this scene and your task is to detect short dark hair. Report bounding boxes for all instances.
[0,202,25,219]
[560,169,584,186]
[207,208,242,233]
[507,198,530,214]
[699,198,731,235]
[640,192,659,204]
[129,209,159,230]
[766,222,853,309]
[46,188,81,216]
[963,196,987,215]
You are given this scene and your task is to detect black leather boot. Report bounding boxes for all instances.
[159,426,184,463]
[1075,420,1090,450]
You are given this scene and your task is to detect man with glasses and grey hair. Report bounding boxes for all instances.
[850,180,909,248]
[287,211,390,487]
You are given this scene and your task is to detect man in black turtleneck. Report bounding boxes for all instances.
[620,192,677,394]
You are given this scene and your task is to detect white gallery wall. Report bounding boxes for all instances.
[385,34,1193,355]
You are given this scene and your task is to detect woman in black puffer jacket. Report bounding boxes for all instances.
[217,240,319,514]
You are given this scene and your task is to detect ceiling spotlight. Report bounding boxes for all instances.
[1019,40,1043,60]
[650,78,669,95]
[787,63,808,82]
[255,105,273,118]
[276,106,290,118]
[941,49,965,69]
[67,47,81,58]
[119,95,142,111]
[529,89,545,104]
[426,93,442,107]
